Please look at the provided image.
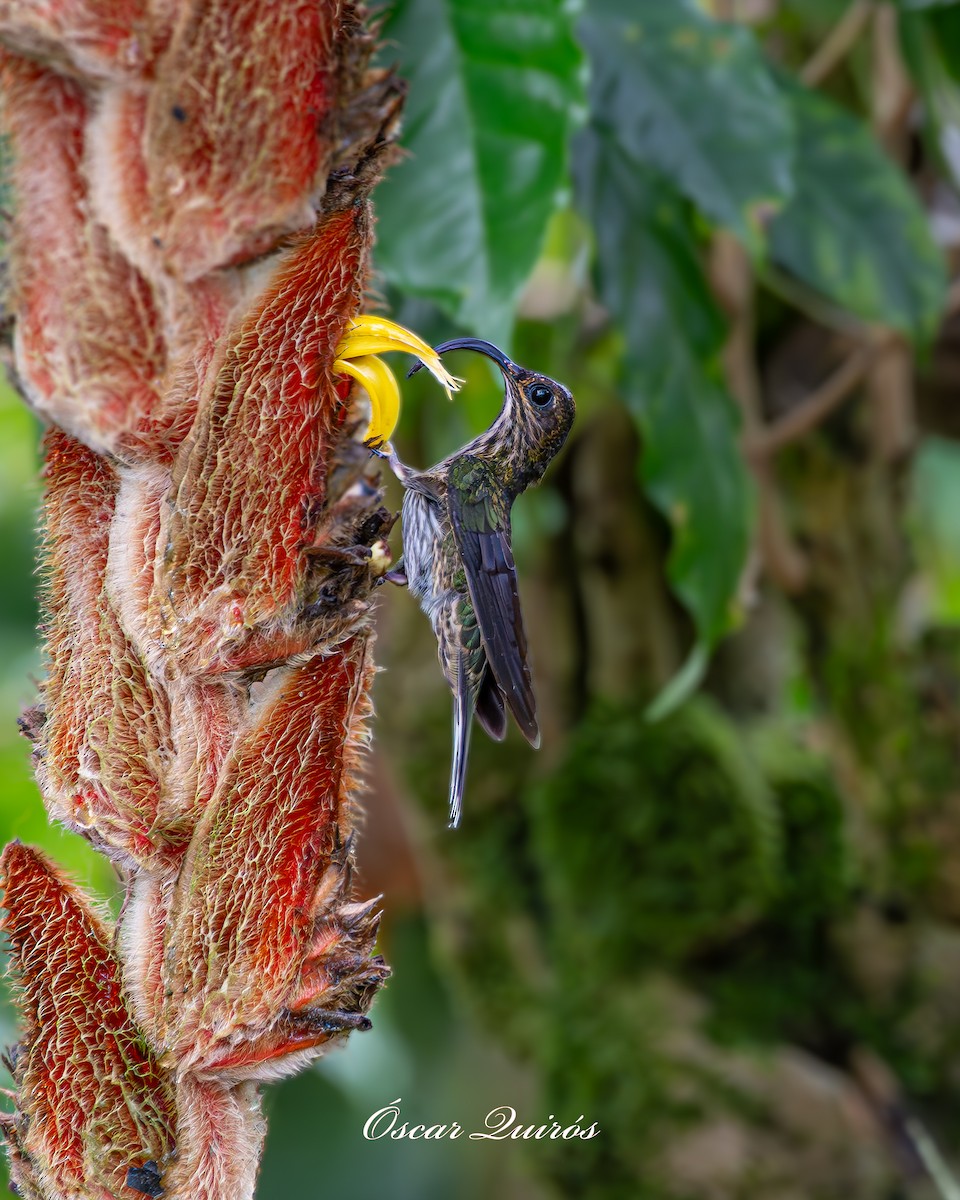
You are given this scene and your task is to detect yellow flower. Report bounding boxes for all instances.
[334,315,461,451]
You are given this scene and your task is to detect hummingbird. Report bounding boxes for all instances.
[374,337,575,828]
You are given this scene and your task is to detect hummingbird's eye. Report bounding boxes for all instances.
[528,383,553,407]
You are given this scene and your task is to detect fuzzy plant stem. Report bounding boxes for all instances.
[0,4,401,1197]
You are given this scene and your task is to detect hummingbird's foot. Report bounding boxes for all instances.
[364,440,417,489]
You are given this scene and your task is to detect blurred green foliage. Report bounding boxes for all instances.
[374,0,585,347]
[3,1,960,1198]
[911,438,960,623]
[365,2,960,1197]
[770,75,946,340]
[375,0,949,710]
[533,700,782,965]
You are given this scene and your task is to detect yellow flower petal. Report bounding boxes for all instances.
[336,315,462,400]
[333,354,401,449]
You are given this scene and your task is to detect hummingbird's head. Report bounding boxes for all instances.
[410,337,575,488]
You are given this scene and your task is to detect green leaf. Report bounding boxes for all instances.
[770,81,947,341]
[575,126,754,714]
[896,0,960,12]
[900,9,960,191]
[916,4,960,75]
[374,0,584,346]
[579,0,794,256]
[910,437,960,625]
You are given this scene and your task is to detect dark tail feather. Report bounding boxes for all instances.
[449,654,473,829]
[474,668,507,742]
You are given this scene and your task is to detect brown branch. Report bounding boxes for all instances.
[710,234,810,594]
[801,0,875,88]
[746,337,885,459]
[866,3,917,461]
[870,2,914,157]
[748,280,960,460]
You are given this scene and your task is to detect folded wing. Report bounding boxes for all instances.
[446,456,540,748]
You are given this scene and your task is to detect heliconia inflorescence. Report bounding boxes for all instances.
[0,3,414,1197]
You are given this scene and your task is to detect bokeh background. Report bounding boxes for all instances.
[6,0,960,1196]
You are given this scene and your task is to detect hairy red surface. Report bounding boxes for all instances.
[0,3,398,1196]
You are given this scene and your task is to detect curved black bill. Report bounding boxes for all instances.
[406,337,517,379]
